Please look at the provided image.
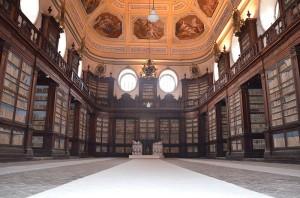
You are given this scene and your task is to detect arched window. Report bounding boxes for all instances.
[20,0,39,23]
[231,35,240,63]
[159,69,178,93]
[260,0,280,31]
[118,68,138,92]
[58,32,67,57]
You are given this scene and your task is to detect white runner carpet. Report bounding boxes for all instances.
[29,159,273,198]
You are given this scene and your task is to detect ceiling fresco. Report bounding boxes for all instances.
[175,15,204,40]
[93,13,122,38]
[197,0,219,17]
[81,0,101,14]
[134,18,164,40]
[64,0,234,61]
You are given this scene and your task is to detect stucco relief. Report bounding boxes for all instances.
[133,18,164,40]
[197,0,219,17]
[175,15,204,40]
[94,13,122,38]
[81,0,101,14]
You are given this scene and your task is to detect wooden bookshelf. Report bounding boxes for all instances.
[208,108,217,142]
[266,57,299,127]
[186,116,198,153]
[115,118,136,153]
[248,88,266,133]
[78,107,88,152]
[53,88,68,150]
[84,71,114,106]
[139,119,155,140]
[32,85,48,131]
[159,119,180,154]
[182,74,212,107]
[96,116,109,152]
[229,90,243,137]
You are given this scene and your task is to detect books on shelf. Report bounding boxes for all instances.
[266,57,298,127]
[32,85,49,131]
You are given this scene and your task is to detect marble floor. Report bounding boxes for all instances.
[0,158,299,198]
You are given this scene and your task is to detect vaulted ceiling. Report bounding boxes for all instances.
[57,0,240,62]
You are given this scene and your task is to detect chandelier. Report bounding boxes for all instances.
[148,0,159,23]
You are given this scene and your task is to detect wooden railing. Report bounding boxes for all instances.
[0,0,92,99]
[195,3,300,108]
[0,0,299,109]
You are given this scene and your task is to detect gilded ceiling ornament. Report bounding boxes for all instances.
[79,36,86,57]
[59,0,66,28]
[213,42,221,62]
[95,63,106,77]
[175,15,204,40]
[141,59,157,78]
[232,8,244,33]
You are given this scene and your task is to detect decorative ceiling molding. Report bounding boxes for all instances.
[51,0,236,66]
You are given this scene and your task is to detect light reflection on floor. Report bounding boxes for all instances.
[28,159,273,198]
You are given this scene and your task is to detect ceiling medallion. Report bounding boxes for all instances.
[141,59,157,78]
[148,0,159,23]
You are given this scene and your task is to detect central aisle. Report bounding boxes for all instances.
[29,159,273,198]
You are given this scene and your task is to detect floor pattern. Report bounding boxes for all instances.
[28,159,272,198]
[0,158,299,198]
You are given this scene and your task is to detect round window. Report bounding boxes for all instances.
[20,0,39,23]
[159,69,178,93]
[118,68,138,92]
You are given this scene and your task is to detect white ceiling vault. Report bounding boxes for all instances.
[51,0,242,66]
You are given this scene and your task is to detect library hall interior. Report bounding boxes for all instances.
[0,0,300,197]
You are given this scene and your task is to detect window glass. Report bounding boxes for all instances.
[58,32,67,57]
[231,35,240,63]
[159,69,178,93]
[260,0,280,31]
[20,0,39,23]
[118,68,137,92]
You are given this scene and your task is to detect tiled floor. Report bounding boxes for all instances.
[0,158,299,198]
[168,159,300,198]
[0,158,128,198]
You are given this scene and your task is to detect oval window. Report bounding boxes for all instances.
[159,69,178,93]
[118,68,138,92]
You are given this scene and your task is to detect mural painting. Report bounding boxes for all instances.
[94,13,122,38]
[134,18,164,40]
[175,15,204,40]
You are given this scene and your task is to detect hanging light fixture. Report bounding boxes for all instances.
[148,0,159,23]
